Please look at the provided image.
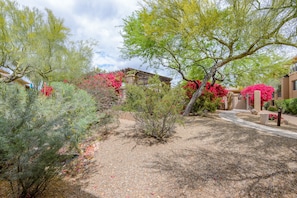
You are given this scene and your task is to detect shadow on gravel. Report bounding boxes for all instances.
[43,179,101,198]
[149,148,297,197]
[0,179,100,198]
[188,117,297,152]
[148,116,297,197]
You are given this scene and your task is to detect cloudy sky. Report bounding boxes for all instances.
[14,0,165,75]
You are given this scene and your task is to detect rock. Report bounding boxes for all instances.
[282,119,289,125]
[259,114,269,124]
[250,109,258,115]
[203,109,208,116]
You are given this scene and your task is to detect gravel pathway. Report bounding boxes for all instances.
[219,110,297,139]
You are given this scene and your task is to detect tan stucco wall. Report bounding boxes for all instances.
[291,90,297,98]
[235,100,246,109]
[233,93,246,109]
[281,76,289,99]
[289,72,297,98]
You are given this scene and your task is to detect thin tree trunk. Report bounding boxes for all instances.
[183,63,220,116]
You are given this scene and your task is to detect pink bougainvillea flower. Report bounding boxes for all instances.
[183,80,228,100]
[241,84,274,107]
[40,83,53,96]
[79,71,124,94]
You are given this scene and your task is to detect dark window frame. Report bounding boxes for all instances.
[293,80,297,90]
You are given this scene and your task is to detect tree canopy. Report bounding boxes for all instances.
[121,0,297,115]
[222,53,293,87]
[0,0,94,85]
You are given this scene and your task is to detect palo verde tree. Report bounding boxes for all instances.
[121,0,297,115]
[0,0,94,85]
[223,53,293,87]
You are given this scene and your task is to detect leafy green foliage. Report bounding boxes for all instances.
[0,82,97,198]
[121,0,297,115]
[191,92,222,114]
[268,106,278,112]
[76,72,125,133]
[264,102,270,110]
[77,72,124,111]
[123,76,185,141]
[183,80,228,113]
[223,54,292,87]
[47,40,95,83]
[276,98,297,115]
[0,0,94,85]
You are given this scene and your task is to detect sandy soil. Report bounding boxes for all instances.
[78,114,297,198]
[3,113,296,198]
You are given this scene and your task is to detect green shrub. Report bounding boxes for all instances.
[0,82,97,198]
[183,81,227,114]
[267,106,278,112]
[123,76,186,141]
[283,99,291,114]
[191,92,222,113]
[288,98,297,115]
[278,100,287,113]
[76,74,121,133]
[275,99,297,115]
[76,73,120,112]
[274,100,283,108]
[263,102,270,110]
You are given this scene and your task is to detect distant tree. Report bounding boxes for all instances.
[122,0,297,115]
[0,0,94,85]
[47,40,95,83]
[241,84,275,107]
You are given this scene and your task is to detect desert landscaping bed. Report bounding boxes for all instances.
[2,114,297,197]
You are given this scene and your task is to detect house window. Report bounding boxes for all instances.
[293,80,297,90]
[277,84,281,97]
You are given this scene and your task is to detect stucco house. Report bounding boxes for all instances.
[224,87,246,110]
[120,67,172,86]
[276,57,297,100]
[117,67,172,100]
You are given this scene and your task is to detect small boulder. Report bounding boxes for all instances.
[250,109,258,115]
[282,119,289,125]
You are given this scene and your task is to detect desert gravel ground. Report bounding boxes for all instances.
[77,113,297,198]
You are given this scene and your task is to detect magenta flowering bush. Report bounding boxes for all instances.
[241,84,274,107]
[77,72,124,111]
[268,114,283,120]
[183,80,228,113]
[269,114,278,120]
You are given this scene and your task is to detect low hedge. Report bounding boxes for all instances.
[267,106,277,112]
[275,98,297,115]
